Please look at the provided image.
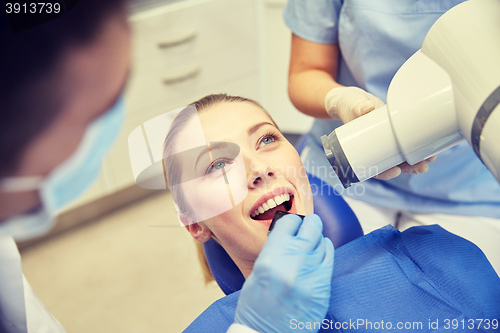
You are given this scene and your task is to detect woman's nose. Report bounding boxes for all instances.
[248,161,276,188]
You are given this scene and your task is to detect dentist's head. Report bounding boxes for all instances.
[0,0,130,240]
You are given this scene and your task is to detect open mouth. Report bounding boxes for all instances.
[251,194,295,221]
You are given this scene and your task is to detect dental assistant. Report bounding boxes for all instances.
[285,0,500,273]
[0,1,333,332]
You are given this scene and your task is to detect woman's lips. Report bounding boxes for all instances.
[250,188,294,218]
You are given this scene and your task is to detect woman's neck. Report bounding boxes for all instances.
[228,253,255,279]
[237,262,254,279]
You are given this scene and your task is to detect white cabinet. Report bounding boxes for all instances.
[63,0,260,211]
[126,0,259,114]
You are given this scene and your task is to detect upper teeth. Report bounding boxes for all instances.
[251,193,291,218]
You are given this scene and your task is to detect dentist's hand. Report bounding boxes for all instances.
[325,86,436,180]
[234,214,334,333]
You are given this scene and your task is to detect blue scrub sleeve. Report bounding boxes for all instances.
[283,0,343,44]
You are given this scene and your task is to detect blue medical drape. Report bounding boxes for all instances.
[185,225,500,332]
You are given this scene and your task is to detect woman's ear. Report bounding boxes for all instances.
[185,221,213,242]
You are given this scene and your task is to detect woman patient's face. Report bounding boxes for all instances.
[177,102,313,265]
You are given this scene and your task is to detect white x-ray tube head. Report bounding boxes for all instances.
[322,0,500,188]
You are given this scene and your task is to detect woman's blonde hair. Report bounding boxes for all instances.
[162,93,277,284]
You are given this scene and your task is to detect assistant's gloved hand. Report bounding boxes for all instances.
[325,86,436,180]
[325,86,384,123]
[234,214,334,333]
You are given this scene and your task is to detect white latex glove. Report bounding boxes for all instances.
[325,86,385,123]
[324,86,436,180]
[234,214,334,333]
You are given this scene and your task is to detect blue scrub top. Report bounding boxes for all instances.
[284,0,500,218]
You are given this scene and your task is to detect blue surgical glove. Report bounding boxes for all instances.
[234,214,334,333]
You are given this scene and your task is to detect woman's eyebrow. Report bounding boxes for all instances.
[247,122,275,136]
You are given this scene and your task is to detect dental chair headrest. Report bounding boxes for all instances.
[203,239,245,296]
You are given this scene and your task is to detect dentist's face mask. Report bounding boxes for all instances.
[0,96,126,241]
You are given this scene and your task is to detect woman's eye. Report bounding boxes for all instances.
[206,159,232,175]
[213,161,226,170]
[259,135,276,148]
